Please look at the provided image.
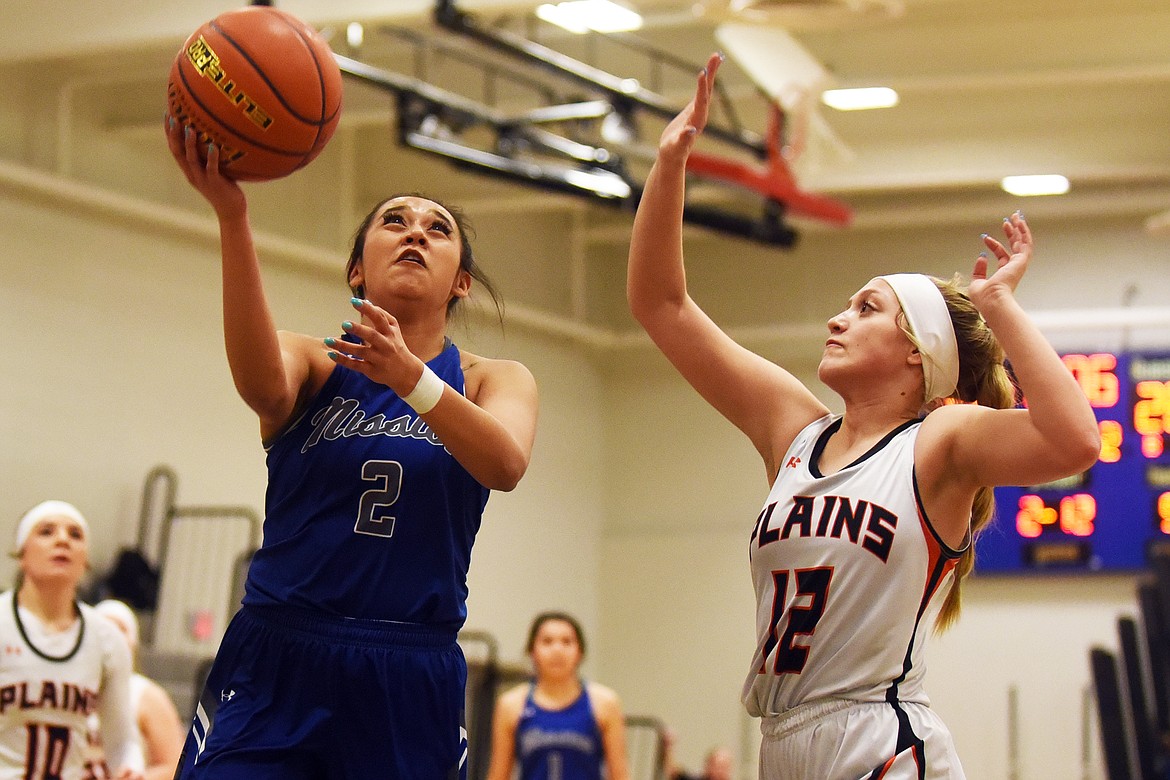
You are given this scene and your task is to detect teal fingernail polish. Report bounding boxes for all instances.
[327,351,337,359]
[351,297,363,307]
[342,321,353,331]
[980,233,989,239]
[324,337,336,346]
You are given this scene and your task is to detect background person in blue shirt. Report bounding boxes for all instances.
[487,612,629,780]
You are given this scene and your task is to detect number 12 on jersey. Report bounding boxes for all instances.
[759,567,834,675]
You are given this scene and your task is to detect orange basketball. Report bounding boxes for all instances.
[167,6,343,181]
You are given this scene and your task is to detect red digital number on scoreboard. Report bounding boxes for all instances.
[1099,419,1123,464]
[1135,380,1170,459]
[1062,353,1120,409]
[1016,493,1097,538]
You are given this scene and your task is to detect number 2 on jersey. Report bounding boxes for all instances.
[760,567,833,675]
[354,460,404,538]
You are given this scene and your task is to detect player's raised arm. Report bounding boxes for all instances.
[928,213,1100,489]
[627,53,827,475]
[165,118,325,436]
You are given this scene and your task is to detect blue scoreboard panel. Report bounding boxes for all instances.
[979,352,1170,573]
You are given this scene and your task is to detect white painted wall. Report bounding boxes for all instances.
[930,574,1139,780]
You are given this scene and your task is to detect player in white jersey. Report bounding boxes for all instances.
[0,502,142,780]
[628,54,1100,779]
[92,600,184,780]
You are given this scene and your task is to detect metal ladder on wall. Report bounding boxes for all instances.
[131,465,261,720]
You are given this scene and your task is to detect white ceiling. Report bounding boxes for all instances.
[2,0,1168,344]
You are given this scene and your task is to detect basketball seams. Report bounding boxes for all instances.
[209,16,329,127]
[284,19,342,162]
[266,14,341,168]
[171,61,304,160]
[281,16,341,125]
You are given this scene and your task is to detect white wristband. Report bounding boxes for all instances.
[403,365,444,414]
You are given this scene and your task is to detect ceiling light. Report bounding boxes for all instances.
[563,168,632,199]
[821,87,898,111]
[346,22,364,48]
[1001,174,1070,197]
[600,111,636,144]
[536,0,644,34]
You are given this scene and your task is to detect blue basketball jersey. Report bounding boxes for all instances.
[516,683,604,780]
[242,339,489,626]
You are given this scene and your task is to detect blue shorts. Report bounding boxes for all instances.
[174,605,468,780]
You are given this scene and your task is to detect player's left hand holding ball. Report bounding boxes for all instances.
[165,115,246,221]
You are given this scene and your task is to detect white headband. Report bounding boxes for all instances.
[95,599,140,648]
[877,274,959,403]
[15,500,89,552]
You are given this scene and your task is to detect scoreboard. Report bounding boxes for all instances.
[979,352,1170,573]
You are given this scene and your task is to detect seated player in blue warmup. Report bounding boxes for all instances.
[486,612,630,780]
[165,115,539,779]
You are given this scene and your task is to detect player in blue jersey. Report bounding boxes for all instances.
[628,55,1099,778]
[485,613,628,780]
[165,118,539,779]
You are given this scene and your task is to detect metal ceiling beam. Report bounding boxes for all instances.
[432,0,767,157]
[335,47,805,247]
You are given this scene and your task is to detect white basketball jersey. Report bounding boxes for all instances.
[0,591,133,780]
[742,415,965,718]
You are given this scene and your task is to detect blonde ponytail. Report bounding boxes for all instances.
[931,275,1016,631]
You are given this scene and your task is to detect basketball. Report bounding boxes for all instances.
[167,6,343,182]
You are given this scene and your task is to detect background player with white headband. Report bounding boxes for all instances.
[92,599,185,780]
[627,53,1101,779]
[0,501,143,780]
